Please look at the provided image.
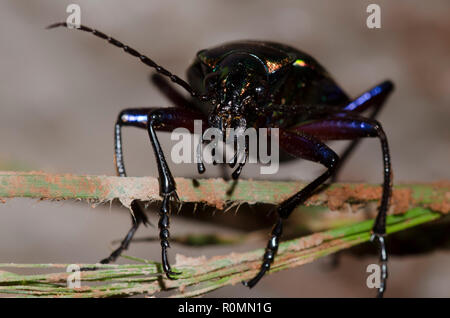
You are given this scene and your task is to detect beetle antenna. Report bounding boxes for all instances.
[47,22,209,102]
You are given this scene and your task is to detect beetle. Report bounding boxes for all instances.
[47,22,394,297]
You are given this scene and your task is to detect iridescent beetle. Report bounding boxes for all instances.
[48,23,394,297]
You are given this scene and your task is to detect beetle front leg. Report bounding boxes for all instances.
[147,110,180,278]
[103,107,206,278]
[244,130,339,288]
[145,107,207,278]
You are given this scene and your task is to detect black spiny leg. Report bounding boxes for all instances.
[244,130,338,288]
[328,81,394,269]
[100,109,151,265]
[293,116,392,297]
[102,107,206,275]
[243,218,283,287]
[114,106,205,278]
[144,107,206,278]
[147,109,181,278]
[368,121,391,298]
[100,201,149,264]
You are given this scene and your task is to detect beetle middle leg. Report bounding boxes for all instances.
[96,109,153,265]
[110,106,206,278]
[245,116,392,297]
[243,130,339,288]
[100,202,150,264]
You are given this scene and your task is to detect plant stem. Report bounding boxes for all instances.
[0,170,448,297]
[0,171,448,214]
[0,207,443,297]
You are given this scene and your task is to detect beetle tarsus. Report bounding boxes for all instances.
[243,218,282,288]
[159,194,181,279]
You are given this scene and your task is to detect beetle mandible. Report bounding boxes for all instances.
[48,22,394,297]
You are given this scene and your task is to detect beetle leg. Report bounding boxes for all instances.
[343,80,394,113]
[333,80,394,181]
[147,110,179,278]
[146,107,207,279]
[244,130,339,288]
[100,201,149,264]
[293,116,392,297]
[306,81,394,271]
[101,107,206,278]
[97,108,152,266]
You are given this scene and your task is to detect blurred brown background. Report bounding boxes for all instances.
[0,0,449,297]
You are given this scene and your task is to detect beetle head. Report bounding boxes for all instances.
[204,53,269,134]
